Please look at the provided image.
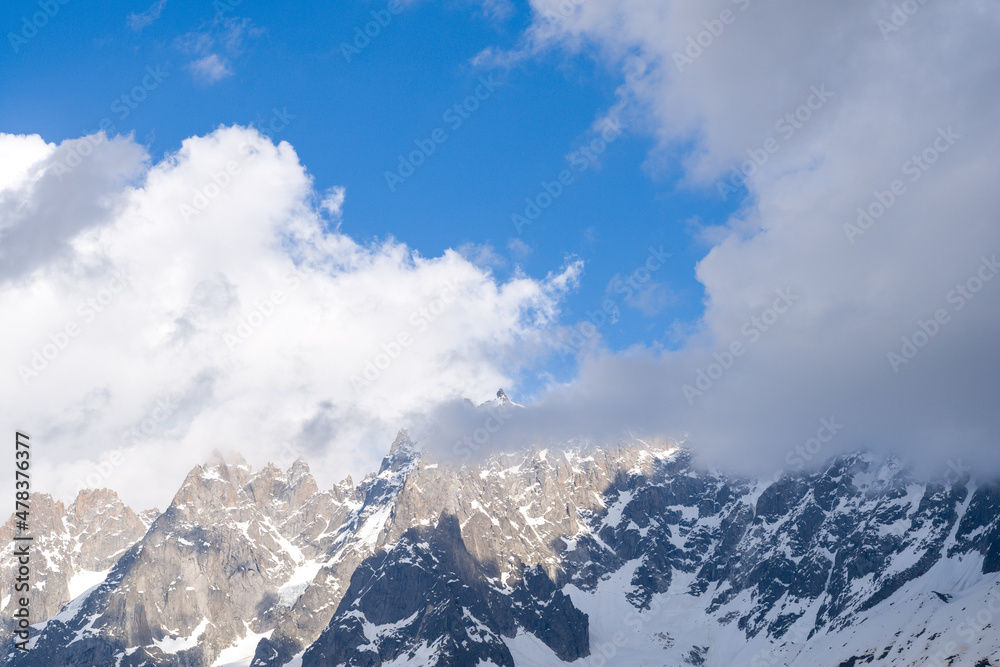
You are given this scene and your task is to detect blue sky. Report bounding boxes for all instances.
[1,0,738,393]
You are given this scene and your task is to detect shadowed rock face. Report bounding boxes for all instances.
[6,434,1000,667]
[302,514,589,667]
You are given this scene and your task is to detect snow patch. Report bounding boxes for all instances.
[355,505,392,549]
[212,623,274,667]
[278,559,323,606]
[151,617,210,654]
[67,568,110,600]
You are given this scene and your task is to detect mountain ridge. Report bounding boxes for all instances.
[3,433,999,666]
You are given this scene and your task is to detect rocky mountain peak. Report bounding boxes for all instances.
[378,429,419,476]
[388,428,412,454]
[478,387,520,411]
[68,487,124,521]
[248,458,319,511]
[287,456,311,480]
[203,448,250,472]
[139,508,161,529]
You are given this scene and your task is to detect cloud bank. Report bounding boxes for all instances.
[461,0,1000,479]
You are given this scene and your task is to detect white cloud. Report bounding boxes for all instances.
[177,17,262,84]
[472,0,1000,479]
[320,185,346,221]
[0,133,148,282]
[479,0,516,21]
[188,54,233,84]
[507,237,532,259]
[0,127,580,510]
[128,0,168,32]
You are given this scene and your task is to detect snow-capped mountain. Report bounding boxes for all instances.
[3,421,999,666]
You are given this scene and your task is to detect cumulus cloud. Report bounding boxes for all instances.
[0,127,580,510]
[0,134,147,283]
[466,0,1000,479]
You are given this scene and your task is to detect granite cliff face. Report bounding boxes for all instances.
[5,426,1000,666]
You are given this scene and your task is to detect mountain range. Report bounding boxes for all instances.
[3,395,999,666]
